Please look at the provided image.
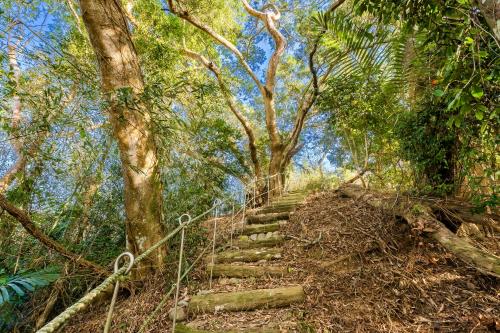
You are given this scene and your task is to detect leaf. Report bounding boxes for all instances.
[8,283,25,297]
[475,111,484,120]
[0,286,10,304]
[433,89,445,97]
[13,280,34,292]
[464,37,474,45]
[471,86,483,99]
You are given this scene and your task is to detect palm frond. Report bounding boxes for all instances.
[311,10,410,87]
[0,267,60,305]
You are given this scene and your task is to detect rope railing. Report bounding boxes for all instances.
[36,172,289,333]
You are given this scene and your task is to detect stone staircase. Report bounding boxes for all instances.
[175,190,308,332]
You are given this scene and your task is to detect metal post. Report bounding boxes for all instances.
[172,214,190,332]
[230,203,235,247]
[104,252,134,333]
[267,175,270,206]
[209,199,220,289]
[253,177,256,207]
[242,192,246,228]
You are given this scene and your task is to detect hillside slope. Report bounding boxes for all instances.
[62,189,499,332]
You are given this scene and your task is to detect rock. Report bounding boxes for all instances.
[239,235,249,241]
[257,259,267,263]
[178,300,189,307]
[272,231,280,236]
[218,278,230,285]
[257,233,266,240]
[168,307,187,321]
[250,234,258,241]
[228,278,241,284]
[266,232,273,238]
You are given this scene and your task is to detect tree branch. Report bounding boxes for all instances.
[183,48,262,179]
[283,0,346,166]
[167,0,264,94]
[0,194,107,275]
[241,0,285,151]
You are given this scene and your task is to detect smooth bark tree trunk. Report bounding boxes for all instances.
[268,148,285,197]
[474,0,500,41]
[79,0,166,276]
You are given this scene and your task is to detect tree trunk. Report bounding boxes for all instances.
[339,185,500,278]
[474,0,500,41]
[268,148,286,198]
[79,0,166,276]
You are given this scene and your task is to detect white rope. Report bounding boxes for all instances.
[209,199,221,289]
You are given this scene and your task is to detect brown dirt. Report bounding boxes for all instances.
[61,189,499,332]
[281,190,499,332]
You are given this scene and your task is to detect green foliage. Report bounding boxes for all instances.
[0,267,60,305]
[0,267,60,331]
[395,102,457,195]
[312,10,408,87]
[353,0,499,204]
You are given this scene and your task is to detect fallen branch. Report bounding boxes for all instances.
[0,194,107,275]
[339,185,500,278]
[428,201,499,232]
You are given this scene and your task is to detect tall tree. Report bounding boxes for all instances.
[79,0,166,276]
[167,0,345,194]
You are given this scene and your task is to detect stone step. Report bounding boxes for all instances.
[233,235,284,249]
[187,285,305,314]
[207,263,287,278]
[206,248,282,264]
[239,222,282,235]
[247,212,289,224]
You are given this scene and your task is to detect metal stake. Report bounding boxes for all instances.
[104,252,134,333]
[172,214,190,332]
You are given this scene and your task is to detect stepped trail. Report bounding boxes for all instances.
[174,190,309,333]
[62,189,499,332]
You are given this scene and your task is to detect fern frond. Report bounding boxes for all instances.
[311,10,411,88]
[0,267,60,305]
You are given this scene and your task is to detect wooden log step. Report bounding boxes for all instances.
[206,248,282,264]
[247,205,295,216]
[233,235,284,249]
[187,285,305,314]
[275,196,304,201]
[207,264,287,278]
[257,205,295,214]
[247,212,289,224]
[239,222,282,235]
[175,324,280,333]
